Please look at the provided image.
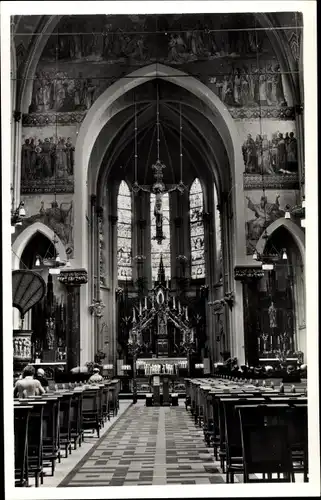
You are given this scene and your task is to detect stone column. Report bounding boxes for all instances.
[234,265,264,366]
[12,110,22,205]
[58,268,88,370]
[109,215,118,366]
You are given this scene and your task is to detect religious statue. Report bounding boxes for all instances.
[268,301,277,329]
[154,193,164,244]
[46,318,55,350]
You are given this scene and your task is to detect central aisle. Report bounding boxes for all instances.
[59,401,227,486]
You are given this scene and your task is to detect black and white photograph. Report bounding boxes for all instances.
[1,1,319,499]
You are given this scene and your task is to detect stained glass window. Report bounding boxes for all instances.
[150,192,171,281]
[117,181,132,280]
[190,178,205,279]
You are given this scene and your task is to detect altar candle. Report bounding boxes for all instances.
[133,307,136,322]
[166,280,169,289]
[173,296,176,309]
[178,301,181,314]
[144,296,147,310]
[185,307,188,321]
[258,338,260,351]
[270,336,273,349]
[139,301,142,316]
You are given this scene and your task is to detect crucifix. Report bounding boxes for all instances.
[131,88,186,244]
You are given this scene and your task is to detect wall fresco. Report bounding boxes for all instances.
[21,127,76,193]
[13,194,74,257]
[26,14,293,119]
[244,189,300,254]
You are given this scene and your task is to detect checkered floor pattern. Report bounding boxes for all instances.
[59,401,231,486]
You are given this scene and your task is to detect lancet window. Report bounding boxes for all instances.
[189,178,205,279]
[117,181,132,280]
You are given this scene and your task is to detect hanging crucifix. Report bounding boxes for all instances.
[132,87,187,245]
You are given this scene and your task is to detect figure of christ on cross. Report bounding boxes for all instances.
[132,159,187,244]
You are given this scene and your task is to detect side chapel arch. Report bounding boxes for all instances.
[12,222,67,270]
[255,218,305,263]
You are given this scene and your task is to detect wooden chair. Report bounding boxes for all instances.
[42,396,61,476]
[238,405,293,482]
[58,393,73,458]
[222,397,266,482]
[108,385,117,417]
[14,405,32,487]
[102,385,110,422]
[25,400,46,487]
[81,388,101,438]
[70,391,83,450]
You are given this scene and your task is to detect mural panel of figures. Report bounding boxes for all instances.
[29,72,104,114]
[245,190,299,254]
[21,128,76,193]
[242,130,298,174]
[27,14,291,116]
[12,195,74,257]
[208,64,287,108]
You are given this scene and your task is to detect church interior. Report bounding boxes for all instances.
[7,10,312,489]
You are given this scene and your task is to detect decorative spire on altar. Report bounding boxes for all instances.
[157,254,166,285]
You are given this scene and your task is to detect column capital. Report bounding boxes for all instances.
[234,265,264,281]
[58,268,88,286]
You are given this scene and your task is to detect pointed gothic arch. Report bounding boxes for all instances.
[255,218,305,262]
[12,222,67,270]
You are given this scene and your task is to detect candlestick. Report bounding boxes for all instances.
[144,296,147,310]
[185,306,188,321]
[139,301,142,316]
[178,301,181,314]
[133,307,136,322]
[173,296,176,309]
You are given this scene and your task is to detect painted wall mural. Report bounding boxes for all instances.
[245,190,299,254]
[242,130,298,174]
[13,195,74,257]
[208,64,286,108]
[29,71,99,114]
[21,130,75,193]
[24,13,294,123]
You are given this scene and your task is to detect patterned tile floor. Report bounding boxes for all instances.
[58,400,305,487]
[60,401,227,486]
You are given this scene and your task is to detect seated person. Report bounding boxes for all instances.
[87,367,103,384]
[35,368,49,392]
[14,365,45,398]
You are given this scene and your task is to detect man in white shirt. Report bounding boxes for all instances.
[14,365,45,398]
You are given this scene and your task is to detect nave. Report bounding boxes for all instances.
[15,376,308,489]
